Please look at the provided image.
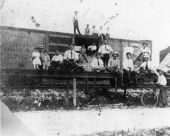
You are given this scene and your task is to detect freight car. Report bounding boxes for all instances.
[2,26,164,107]
[0,26,152,70]
[0,26,153,88]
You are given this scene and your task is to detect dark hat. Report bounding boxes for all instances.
[126,52,132,55]
[156,68,167,73]
[112,51,119,57]
[95,52,101,56]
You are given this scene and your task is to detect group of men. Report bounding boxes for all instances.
[73,10,110,42]
[32,40,168,107]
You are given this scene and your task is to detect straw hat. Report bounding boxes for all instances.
[112,51,119,57]
[144,54,150,58]
[36,45,44,49]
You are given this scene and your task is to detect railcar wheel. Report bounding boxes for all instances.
[141,91,158,106]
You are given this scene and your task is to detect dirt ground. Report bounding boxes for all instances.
[13,106,170,136]
[1,88,170,136]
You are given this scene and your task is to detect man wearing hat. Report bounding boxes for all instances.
[123,51,137,85]
[32,47,41,70]
[98,40,113,67]
[107,51,124,86]
[123,42,134,60]
[155,68,168,107]
[84,24,90,35]
[138,54,155,73]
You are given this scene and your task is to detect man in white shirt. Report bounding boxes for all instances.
[51,50,63,67]
[142,43,151,57]
[91,53,104,72]
[64,44,79,62]
[107,51,124,86]
[105,26,110,39]
[98,26,107,42]
[138,54,155,73]
[98,40,113,67]
[123,52,137,85]
[88,43,97,56]
[73,11,81,35]
[123,42,134,60]
[91,25,98,36]
[84,24,90,35]
[155,68,168,107]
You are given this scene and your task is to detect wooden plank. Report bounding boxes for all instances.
[73,78,76,107]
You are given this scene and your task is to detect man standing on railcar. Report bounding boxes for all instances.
[73,10,81,35]
[98,40,113,67]
[84,24,90,35]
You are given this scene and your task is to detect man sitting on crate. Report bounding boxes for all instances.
[134,54,158,84]
[123,51,138,86]
[138,54,155,74]
[51,50,63,67]
[91,52,104,72]
[154,68,168,107]
[63,44,83,72]
[64,44,79,62]
[87,43,97,56]
[107,51,124,86]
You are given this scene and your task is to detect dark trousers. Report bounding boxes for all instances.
[99,33,107,42]
[51,61,60,68]
[123,69,137,84]
[74,21,81,35]
[156,84,167,106]
[107,68,123,87]
[88,50,96,56]
[102,54,110,67]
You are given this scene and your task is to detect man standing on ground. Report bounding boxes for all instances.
[155,68,168,107]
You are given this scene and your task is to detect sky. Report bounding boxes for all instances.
[1,0,170,66]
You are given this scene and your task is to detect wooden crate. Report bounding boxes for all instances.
[167,90,170,105]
